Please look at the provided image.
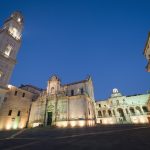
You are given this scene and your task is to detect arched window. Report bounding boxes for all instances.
[117,108,125,118]
[71,90,74,96]
[108,110,112,117]
[136,106,142,114]
[103,110,106,116]
[51,87,55,94]
[142,106,148,113]
[130,107,135,115]
[98,111,102,117]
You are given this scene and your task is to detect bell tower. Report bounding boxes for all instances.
[0,11,23,88]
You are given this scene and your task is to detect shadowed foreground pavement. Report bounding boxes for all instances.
[0,125,150,150]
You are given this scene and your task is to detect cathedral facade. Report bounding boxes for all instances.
[0,12,150,130]
[29,75,96,128]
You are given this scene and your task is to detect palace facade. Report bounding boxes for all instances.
[0,12,150,130]
[96,89,150,125]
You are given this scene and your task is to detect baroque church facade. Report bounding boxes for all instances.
[29,75,95,128]
[0,12,150,130]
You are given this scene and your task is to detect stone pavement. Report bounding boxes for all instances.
[0,125,150,150]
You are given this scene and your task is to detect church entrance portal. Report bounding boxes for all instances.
[47,112,53,126]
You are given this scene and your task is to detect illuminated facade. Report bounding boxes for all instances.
[0,11,23,108]
[96,89,150,124]
[29,75,96,128]
[144,32,150,72]
[0,85,42,130]
[0,12,42,130]
[1,11,150,130]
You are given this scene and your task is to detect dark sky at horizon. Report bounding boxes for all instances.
[1,0,150,100]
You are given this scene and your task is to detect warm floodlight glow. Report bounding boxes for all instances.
[33,122,41,128]
[132,117,139,124]
[13,124,18,130]
[70,121,76,127]
[62,121,68,127]
[78,121,85,127]
[19,124,24,129]
[139,117,147,124]
[103,119,108,124]
[109,120,114,124]
[6,123,11,130]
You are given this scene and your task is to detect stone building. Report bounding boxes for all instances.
[0,11,150,130]
[0,11,23,107]
[144,32,150,72]
[0,12,43,130]
[29,75,96,128]
[96,89,150,125]
[0,85,42,130]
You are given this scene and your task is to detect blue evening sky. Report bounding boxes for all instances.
[0,0,150,100]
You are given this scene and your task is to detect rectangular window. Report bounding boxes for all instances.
[17,111,21,116]
[99,104,101,107]
[71,90,74,96]
[8,110,12,116]
[80,88,84,94]
[14,91,18,96]
[98,111,102,117]
[22,93,25,97]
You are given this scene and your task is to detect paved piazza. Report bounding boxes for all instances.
[0,125,150,150]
